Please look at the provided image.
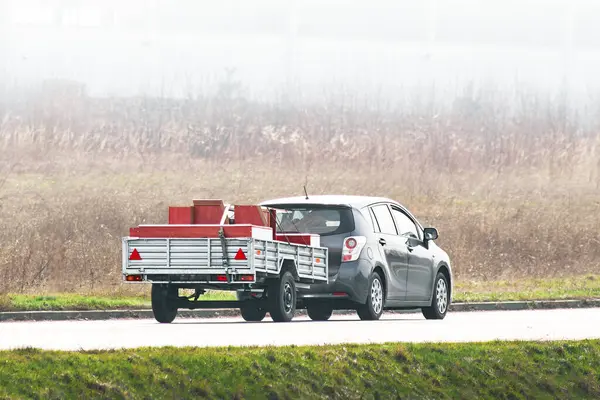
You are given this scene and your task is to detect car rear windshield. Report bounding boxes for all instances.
[271,205,355,236]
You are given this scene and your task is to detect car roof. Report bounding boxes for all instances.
[260,195,400,209]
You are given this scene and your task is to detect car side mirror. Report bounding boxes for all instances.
[423,227,438,241]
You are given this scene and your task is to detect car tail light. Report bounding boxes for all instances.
[342,236,367,262]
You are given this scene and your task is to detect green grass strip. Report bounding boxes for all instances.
[2,275,599,312]
[454,274,600,302]
[0,291,232,312]
[1,341,600,399]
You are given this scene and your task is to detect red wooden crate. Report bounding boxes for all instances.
[192,199,225,224]
[168,207,194,224]
[234,205,269,226]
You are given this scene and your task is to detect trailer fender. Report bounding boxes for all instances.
[279,258,299,281]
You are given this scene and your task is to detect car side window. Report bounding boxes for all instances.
[391,207,420,240]
[370,204,398,235]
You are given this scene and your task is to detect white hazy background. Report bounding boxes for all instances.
[1,0,600,113]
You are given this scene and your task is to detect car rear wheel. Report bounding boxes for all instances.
[357,271,385,320]
[306,303,333,321]
[422,272,449,320]
[151,284,178,323]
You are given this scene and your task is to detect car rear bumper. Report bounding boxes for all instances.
[297,258,373,304]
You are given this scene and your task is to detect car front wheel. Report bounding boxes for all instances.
[422,272,449,320]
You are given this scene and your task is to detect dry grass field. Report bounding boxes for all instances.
[0,81,599,295]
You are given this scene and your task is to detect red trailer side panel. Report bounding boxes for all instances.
[130,224,272,240]
[275,234,320,247]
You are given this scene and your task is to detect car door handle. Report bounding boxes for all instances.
[379,238,387,246]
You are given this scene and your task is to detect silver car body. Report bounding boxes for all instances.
[260,195,453,310]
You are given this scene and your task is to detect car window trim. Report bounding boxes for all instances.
[367,207,381,233]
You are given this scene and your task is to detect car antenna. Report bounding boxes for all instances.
[303,185,309,200]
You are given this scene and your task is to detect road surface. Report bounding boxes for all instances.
[1,308,599,351]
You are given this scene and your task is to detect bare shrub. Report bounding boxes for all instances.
[0,81,599,293]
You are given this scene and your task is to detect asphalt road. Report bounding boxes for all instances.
[1,308,599,351]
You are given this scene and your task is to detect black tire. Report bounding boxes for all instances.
[151,284,178,323]
[422,272,449,320]
[240,305,267,322]
[357,271,385,321]
[268,271,297,322]
[306,303,333,321]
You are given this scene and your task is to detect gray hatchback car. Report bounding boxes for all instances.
[260,195,453,321]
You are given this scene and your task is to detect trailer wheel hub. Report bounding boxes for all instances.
[283,282,294,313]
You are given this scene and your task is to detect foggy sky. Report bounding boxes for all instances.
[1,0,600,110]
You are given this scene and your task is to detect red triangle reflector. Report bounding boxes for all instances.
[234,248,247,261]
[129,248,142,261]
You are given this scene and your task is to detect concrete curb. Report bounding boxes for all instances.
[2,299,600,322]
[449,298,600,312]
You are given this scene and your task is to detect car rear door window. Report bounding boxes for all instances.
[371,204,398,235]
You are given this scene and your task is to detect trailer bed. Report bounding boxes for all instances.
[123,236,329,284]
[121,200,332,323]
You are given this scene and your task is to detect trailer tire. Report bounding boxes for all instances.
[240,305,267,322]
[151,284,178,324]
[268,271,297,322]
[306,303,333,321]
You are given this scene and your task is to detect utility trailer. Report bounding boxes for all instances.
[122,200,329,323]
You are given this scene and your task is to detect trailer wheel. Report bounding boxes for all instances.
[151,284,178,323]
[306,303,333,321]
[268,271,297,322]
[240,305,267,322]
